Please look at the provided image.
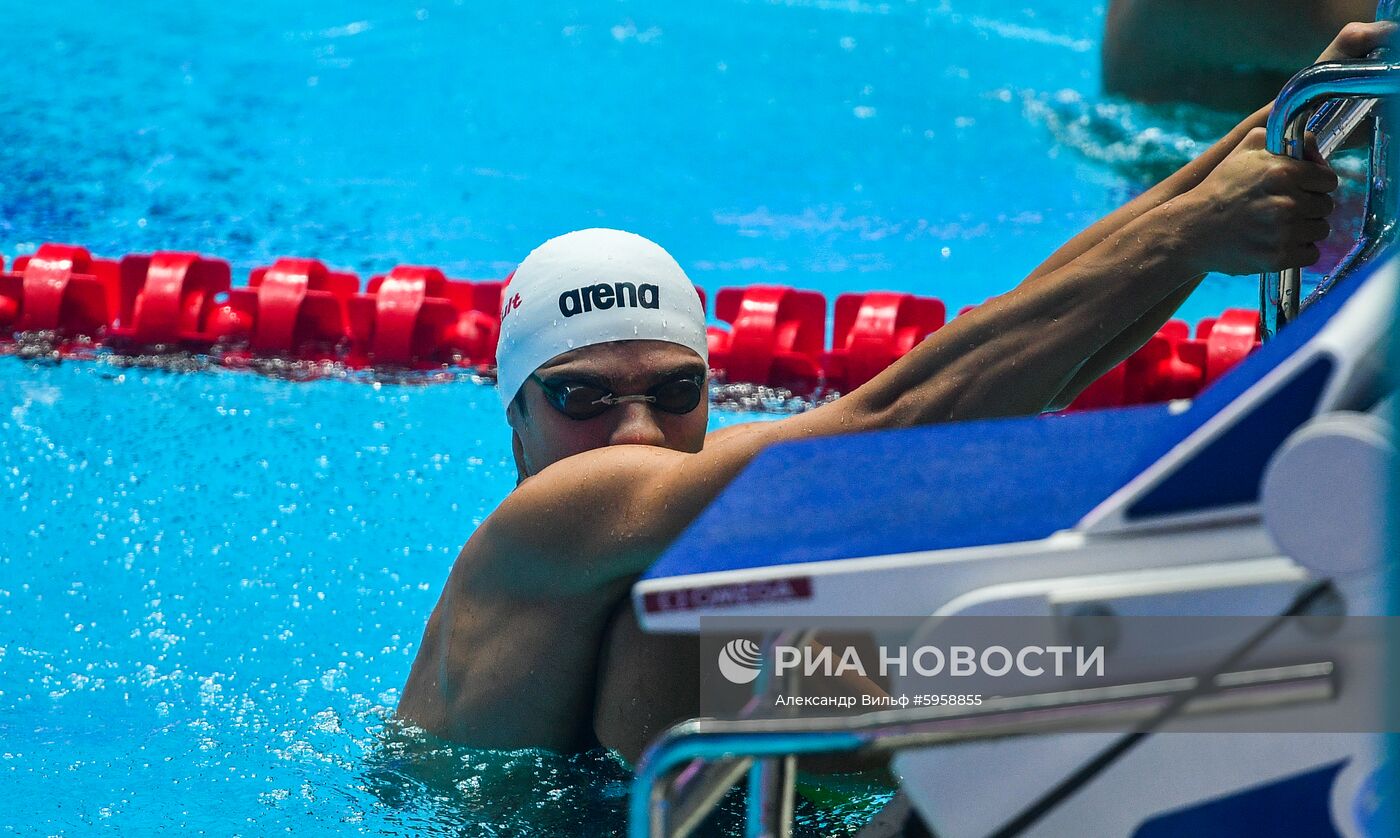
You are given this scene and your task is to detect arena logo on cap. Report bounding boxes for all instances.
[559,281,659,317]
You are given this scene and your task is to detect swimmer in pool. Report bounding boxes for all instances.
[397,21,1395,760]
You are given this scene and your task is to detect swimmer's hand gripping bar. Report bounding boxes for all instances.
[1261,58,1400,338]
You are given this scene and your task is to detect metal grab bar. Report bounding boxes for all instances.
[1261,59,1400,338]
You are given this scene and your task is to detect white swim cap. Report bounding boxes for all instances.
[495,228,709,410]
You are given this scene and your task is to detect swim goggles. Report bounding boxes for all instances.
[527,371,707,421]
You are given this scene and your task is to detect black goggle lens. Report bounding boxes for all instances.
[559,384,610,418]
[650,376,705,412]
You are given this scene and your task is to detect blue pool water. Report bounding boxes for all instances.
[0,1,1364,834]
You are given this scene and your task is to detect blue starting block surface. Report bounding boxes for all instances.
[645,404,1178,578]
[644,251,1389,583]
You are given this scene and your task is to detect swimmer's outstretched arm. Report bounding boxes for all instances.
[1041,20,1395,409]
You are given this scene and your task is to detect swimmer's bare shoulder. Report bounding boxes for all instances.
[398,445,667,749]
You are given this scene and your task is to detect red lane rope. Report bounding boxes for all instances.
[0,243,1259,409]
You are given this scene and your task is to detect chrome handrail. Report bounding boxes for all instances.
[1261,60,1400,338]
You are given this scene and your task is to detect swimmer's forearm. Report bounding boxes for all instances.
[842,197,1201,425]
[1031,106,1267,408]
[1026,104,1270,283]
[1043,275,1205,411]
